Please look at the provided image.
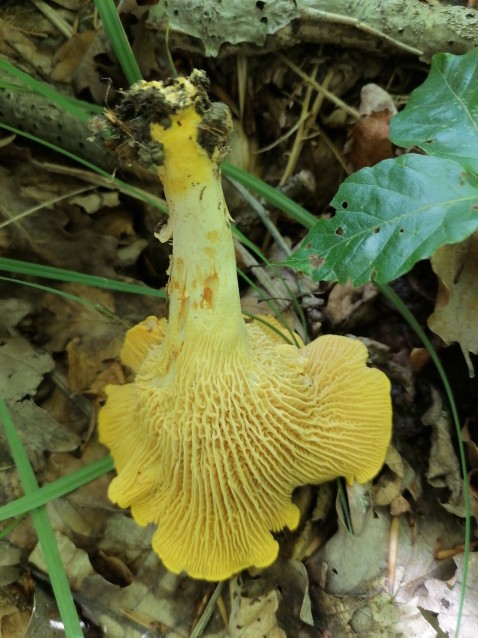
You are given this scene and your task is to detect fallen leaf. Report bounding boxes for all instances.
[7,399,80,458]
[229,581,286,638]
[428,231,478,370]
[372,445,422,515]
[418,554,478,638]
[0,605,31,638]
[68,190,120,215]
[51,31,97,82]
[422,388,465,517]
[29,531,95,590]
[0,298,32,331]
[347,109,395,170]
[40,285,125,392]
[325,281,378,329]
[0,336,54,403]
[0,18,51,75]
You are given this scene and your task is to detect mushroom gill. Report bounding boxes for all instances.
[97,70,392,582]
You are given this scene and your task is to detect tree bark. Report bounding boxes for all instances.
[148,0,478,61]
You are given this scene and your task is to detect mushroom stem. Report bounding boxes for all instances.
[153,117,246,358]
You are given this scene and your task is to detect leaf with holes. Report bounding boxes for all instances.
[286,154,478,286]
[391,49,478,172]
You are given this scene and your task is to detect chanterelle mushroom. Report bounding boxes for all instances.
[98,70,392,581]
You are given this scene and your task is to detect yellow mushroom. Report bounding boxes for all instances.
[98,70,392,582]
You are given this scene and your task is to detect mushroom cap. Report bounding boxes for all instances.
[99,315,391,581]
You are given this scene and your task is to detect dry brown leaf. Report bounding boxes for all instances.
[325,281,377,329]
[229,582,286,638]
[51,31,97,82]
[423,388,464,515]
[372,445,422,515]
[40,285,124,392]
[462,420,478,470]
[346,83,397,171]
[0,606,31,638]
[347,109,395,170]
[428,232,478,368]
[0,18,51,74]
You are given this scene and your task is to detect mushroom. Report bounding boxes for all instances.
[98,71,392,582]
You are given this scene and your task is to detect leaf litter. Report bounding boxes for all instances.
[0,1,477,636]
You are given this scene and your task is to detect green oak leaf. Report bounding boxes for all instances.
[286,154,478,286]
[391,49,478,172]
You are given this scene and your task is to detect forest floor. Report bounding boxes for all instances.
[0,1,476,637]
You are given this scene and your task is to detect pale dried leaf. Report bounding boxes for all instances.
[7,399,80,456]
[428,231,478,362]
[418,554,478,638]
[0,298,32,331]
[359,84,398,116]
[68,190,120,215]
[51,31,97,82]
[30,532,95,590]
[0,336,54,403]
[423,388,463,514]
[325,281,378,328]
[372,445,422,514]
[229,580,286,638]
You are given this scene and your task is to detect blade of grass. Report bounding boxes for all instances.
[0,275,130,327]
[0,58,103,120]
[0,257,165,297]
[94,0,142,85]
[237,268,298,346]
[222,161,317,228]
[0,399,83,637]
[0,185,96,231]
[0,122,167,213]
[378,282,469,638]
[0,456,114,522]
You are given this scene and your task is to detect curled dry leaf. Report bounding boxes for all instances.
[347,83,397,171]
[422,387,464,517]
[372,445,422,515]
[428,231,478,373]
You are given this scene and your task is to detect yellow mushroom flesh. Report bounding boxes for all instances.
[98,71,392,581]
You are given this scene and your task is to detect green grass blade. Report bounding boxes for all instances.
[0,275,129,327]
[0,122,167,213]
[337,478,353,534]
[222,162,317,228]
[237,268,299,346]
[0,58,102,120]
[0,257,165,297]
[94,0,142,85]
[0,399,83,637]
[0,456,114,522]
[378,283,469,638]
